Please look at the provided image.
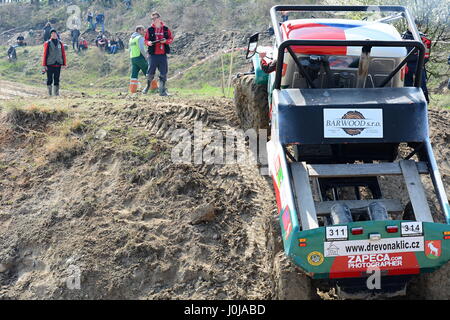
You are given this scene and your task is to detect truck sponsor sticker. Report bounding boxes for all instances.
[281,206,292,240]
[307,251,324,266]
[324,109,383,138]
[425,240,441,259]
[274,155,284,186]
[324,236,424,257]
[329,252,420,278]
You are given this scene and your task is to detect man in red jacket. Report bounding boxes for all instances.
[142,11,173,96]
[42,29,67,96]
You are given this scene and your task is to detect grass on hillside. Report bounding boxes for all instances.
[0,44,447,104]
[0,44,245,98]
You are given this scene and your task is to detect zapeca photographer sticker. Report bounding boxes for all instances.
[324,109,383,138]
[307,251,324,266]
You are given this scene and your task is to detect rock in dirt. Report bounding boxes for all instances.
[0,263,10,273]
[190,204,217,225]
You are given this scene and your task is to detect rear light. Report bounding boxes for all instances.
[386,226,399,233]
[351,227,364,235]
[444,232,450,240]
[299,238,307,247]
[445,236,450,240]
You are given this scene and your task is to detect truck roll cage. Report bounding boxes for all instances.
[270,5,426,90]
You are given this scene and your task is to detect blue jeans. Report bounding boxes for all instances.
[109,45,117,54]
[94,22,105,33]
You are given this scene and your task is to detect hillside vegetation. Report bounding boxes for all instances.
[0,0,448,97]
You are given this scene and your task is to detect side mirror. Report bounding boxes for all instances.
[246,33,259,60]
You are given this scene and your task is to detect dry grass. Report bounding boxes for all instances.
[41,135,83,163]
[1,103,67,131]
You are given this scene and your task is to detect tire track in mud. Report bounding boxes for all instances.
[116,99,284,299]
[2,86,447,299]
[110,98,316,300]
[0,80,43,99]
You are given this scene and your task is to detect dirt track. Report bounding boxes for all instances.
[0,85,282,299]
[0,80,43,100]
[0,82,449,299]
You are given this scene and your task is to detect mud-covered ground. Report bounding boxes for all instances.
[0,81,449,299]
[0,83,281,299]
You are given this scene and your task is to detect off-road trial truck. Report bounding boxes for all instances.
[234,5,450,299]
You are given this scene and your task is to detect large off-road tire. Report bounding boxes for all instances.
[273,251,318,300]
[233,74,269,131]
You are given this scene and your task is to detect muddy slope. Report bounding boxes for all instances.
[0,87,448,300]
[0,95,280,299]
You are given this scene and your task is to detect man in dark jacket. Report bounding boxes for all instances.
[95,13,105,33]
[87,11,94,31]
[43,22,52,42]
[71,28,81,52]
[42,29,67,96]
[7,46,17,62]
[142,11,173,96]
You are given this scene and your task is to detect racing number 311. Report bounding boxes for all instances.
[326,226,348,240]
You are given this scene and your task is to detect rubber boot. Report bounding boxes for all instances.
[47,85,52,96]
[143,75,154,94]
[142,80,151,94]
[54,85,60,96]
[159,80,169,96]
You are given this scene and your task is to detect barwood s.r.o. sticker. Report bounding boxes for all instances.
[324,109,383,138]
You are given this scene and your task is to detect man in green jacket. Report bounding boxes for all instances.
[129,25,148,93]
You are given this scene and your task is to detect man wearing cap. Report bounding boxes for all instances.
[42,29,67,96]
[129,25,149,93]
[142,11,173,96]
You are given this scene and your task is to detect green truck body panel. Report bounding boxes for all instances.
[279,215,450,279]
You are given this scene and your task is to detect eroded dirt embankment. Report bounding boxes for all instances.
[0,91,283,299]
[0,83,449,299]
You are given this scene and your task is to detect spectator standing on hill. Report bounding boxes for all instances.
[124,0,131,10]
[7,46,17,62]
[42,29,67,97]
[128,25,148,93]
[71,28,81,52]
[143,11,173,96]
[87,11,94,31]
[95,13,105,33]
[43,22,52,42]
